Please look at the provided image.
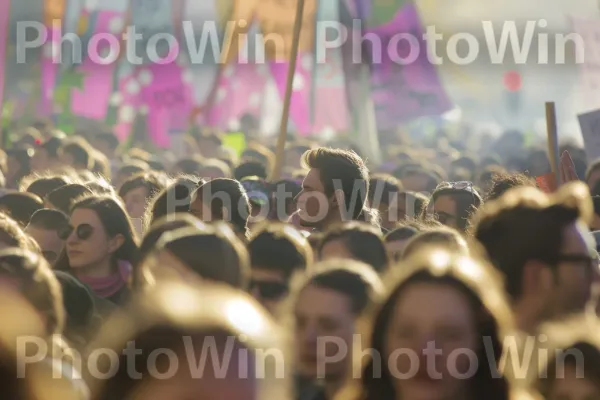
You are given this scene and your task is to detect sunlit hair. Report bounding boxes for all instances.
[86,281,291,400]
[0,248,64,336]
[401,227,469,260]
[144,176,202,231]
[0,213,34,250]
[535,315,600,397]
[344,248,515,400]
[139,222,250,290]
[19,172,71,196]
[248,222,313,279]
[0,289,86,400]
[54,195,140,277]
[0,192,44,226]
[45,183,93,214]
[472,182,592,300]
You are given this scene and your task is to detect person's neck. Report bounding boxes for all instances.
[513,299,544,335]
[76,258,114,279]
[323,375,345,400]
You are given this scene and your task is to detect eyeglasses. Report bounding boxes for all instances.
[249,279,289,300]
[59,224,94,241]
[556,253,600,275]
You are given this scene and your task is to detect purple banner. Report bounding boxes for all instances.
[366,4,452,129]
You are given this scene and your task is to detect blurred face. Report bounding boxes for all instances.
[294,285,355,380]
[250,268,289,316]
[66,208,117,273]
[430,195,459,230]
[385,282,477,400]
[132,341,258,400]
[24,225,64,265]
[550,222,596,316]
[319,238,352,262]
[547,364,600,400]
[386,239,410,262]
[31,148,50,172]
[297,169,331,229]
[122,186,149,219]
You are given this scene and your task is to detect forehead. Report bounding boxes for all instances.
[295,285,352,316]
[70,208,102,226]
[302,169,324,191]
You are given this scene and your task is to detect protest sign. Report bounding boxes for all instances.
[578,109,600,162]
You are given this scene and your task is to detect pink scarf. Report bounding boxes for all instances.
[78,261,132,299]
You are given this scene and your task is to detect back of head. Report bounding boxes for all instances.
[401,227,469,260]
[28,208,69,231]
[0,214,32,249]
[484,172,536,202]
[0,192,44,226]
[147,177,202,227]
[46,183,93,214]
[249,223,312,280]
[193,178,250,237]
[23,175,70,199]
[234,160,268,181]
[318,221,389,273]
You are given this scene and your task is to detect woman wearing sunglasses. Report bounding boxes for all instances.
[55,195,139,306]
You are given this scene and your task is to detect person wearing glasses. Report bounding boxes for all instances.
[247,223,312,316]
[473,182,598,386]
[54,195,139,306]
[428,181,483,233]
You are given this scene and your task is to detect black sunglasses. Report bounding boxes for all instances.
[59,224,94,241]
[249,279,289,300]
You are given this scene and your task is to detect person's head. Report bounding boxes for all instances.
[136,213,203,268]
[118,172,170,220]
[477,165,507,194]
[90,150,111,179]
[386,190,429,224]
[271,179,303,221]
[90,130,119,159]
[285,144,312,169]
[356,249,512,400]
[368,174,403,231]
[87,281,287,400]
[317,222,389,273]
[450,156,477,181]
[172,157,204,177]
[0,214,35,251]
[114,161,149,189]
[248,223,313,315]
[0,248,64,337]
[25,209,70,265]
[31,136,64,172]
[428,181,483,233]
[6,148,33,188]
[234,160,268,181]
[145,177,202,229]
[139,223,250,290]
[45,183,93,214]
[198,158,231,180]
[190,178,250,239]
[384,226,419,262]
[23,175,70,199]
[197,132,223,158]
[0,192,44,226]
[484,172,536,202]
[537,319,600,400]
[241,143,275,173]
[294,260,383,381]
[59,139,93,170]
[586,159,600,191]
[54,195,139,278]
[298,148,369,230]
[473,182,596,331]
[401,227,469,260]
[592,196,600,231]
[397,166,441,193]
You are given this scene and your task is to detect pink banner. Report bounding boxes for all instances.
[207,63,268,129]
[71,10,123,120]
[0,0,9,113]
[138,62,194,148]
[269,59,312,135]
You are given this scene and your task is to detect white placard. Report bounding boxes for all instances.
[578,109,600,162]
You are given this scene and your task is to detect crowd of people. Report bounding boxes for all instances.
[0,120,599,400]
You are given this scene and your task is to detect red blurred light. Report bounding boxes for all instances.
[503,70,522,92]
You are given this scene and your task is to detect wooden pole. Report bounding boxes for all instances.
[545,102,560,185]
[0,0,11,145]
[271,0,306,181]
